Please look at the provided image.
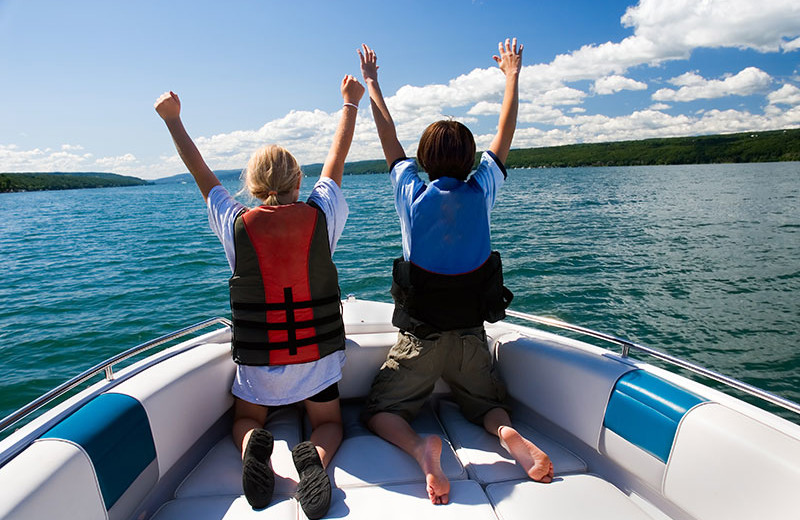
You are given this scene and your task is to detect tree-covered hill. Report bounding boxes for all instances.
[0,172,151,193]
[309,128,800,175]
[504,128,800,168]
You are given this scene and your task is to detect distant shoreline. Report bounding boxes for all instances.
[4,128,799,192]
[0,172,151,193]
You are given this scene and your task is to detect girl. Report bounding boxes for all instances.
[154,74,364,519]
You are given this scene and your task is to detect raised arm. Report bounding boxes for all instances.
[154,91,220,201]
[489,38,523,164]
[320,75,365,186]
[358,44,406,168]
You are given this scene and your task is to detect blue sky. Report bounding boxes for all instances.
[1,0,799,179]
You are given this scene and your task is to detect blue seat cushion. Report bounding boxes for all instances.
[604,370,704,462]
[42,393,156,509]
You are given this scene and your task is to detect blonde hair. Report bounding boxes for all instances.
[242,144,302,205]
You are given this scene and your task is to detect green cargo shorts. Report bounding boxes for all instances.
[362,327,509,425]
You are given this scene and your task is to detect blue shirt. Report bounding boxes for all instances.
[391,151,506,274]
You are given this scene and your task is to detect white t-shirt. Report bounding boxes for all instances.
[207,177,349,406]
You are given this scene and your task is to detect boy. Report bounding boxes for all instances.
[358,39,553,506]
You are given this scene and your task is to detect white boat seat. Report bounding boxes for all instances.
[664,402,800,520]
[437,399,587,484]
[325,400,467,488]
[486,474,655,520]
[176,405,303,498]
[151,495,297,520]
[326,480,497,519]
[0,439,107,520]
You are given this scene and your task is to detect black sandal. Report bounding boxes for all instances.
[242,428,275,509]
[292,441,332,519]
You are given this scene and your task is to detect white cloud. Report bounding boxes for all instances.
[652,67,772,102]
[593,75,648,95]
[784,36,800,52]
[621,0,800,54]
[650,103,671,110]
[539,86,587,106]
[507,105,800,150]
[768,84,800,105]
[467,101,501,116]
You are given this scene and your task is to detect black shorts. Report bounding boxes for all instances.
[307,382,340,403]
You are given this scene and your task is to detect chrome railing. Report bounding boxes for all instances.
[505,309,800,416]
[0,317,232,434]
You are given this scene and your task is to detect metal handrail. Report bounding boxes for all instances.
[505,309,800,416]
[0,317,232,434]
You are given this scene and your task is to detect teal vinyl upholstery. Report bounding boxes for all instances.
[42,393,157,509]
[603,370,704,462]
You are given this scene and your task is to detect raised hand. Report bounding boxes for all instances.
[492,38,523,77]
[358,44,379,82]
[154,91,181,121]
[341,74,365,106]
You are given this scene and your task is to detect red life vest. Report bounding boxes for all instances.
[229,202,345,366]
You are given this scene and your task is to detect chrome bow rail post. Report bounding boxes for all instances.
[0,317,232,435]
[504,309,800,417]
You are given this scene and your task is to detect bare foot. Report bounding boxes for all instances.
[418,435,450,504]
[498,426,554,483]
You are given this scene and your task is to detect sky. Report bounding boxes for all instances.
[1,0,799,180]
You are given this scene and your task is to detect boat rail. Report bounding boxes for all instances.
[0,317,232,434]
[505,309,800,416]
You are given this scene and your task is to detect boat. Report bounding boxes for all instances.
[1,296,798,520]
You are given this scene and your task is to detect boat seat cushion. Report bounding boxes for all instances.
[604,370,704,463]
[338,334,397,399]
[0,439,107,520]
[39,392,159,520]
[494,331,633,450]
[437,399,587,484]
[664,402,800,520]
[110,342,235,478]
[326,479,497,519]
[486,474,655,520]
[151,495,297,520]
[325,400,466,488]
[176,406,302,498]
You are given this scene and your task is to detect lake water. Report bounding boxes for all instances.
[1,162,798,427]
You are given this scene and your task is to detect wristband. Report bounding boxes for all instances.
[343,102,359,110]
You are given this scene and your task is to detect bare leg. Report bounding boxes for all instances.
[233,398,269,456]
[368,412,450,504]
[484,407,553,483]
[234,398,274,509]
[304,398,344,468]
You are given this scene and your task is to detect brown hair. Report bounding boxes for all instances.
[416,120,476,181]
[242,144,302,205]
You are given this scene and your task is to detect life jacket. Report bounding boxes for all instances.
[229,202,345,366]
[390,251,513,337]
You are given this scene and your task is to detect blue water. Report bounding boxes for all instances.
[1,162,799,426]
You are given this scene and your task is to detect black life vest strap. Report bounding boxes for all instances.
[231,293,340,311]
[232,325,345,352]
[233,310,341,332]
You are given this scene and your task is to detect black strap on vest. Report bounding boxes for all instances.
[390,251,513,336]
